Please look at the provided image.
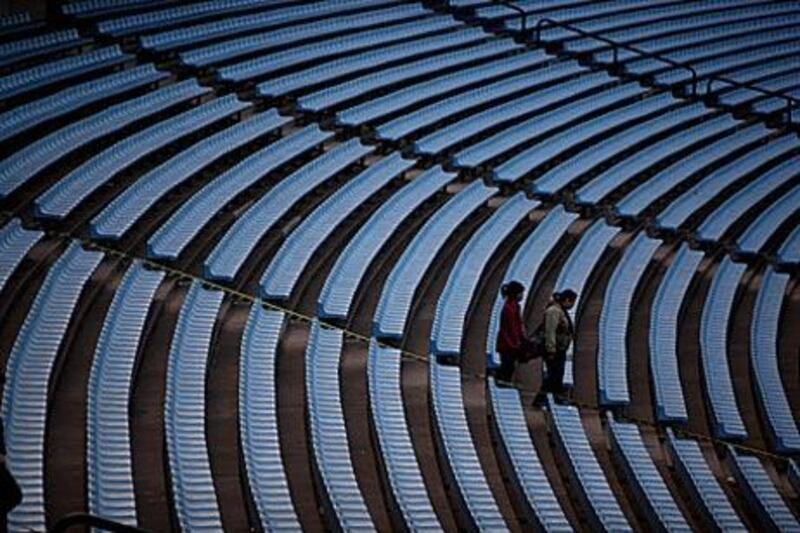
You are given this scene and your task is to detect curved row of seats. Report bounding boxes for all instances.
[0,218,43,293]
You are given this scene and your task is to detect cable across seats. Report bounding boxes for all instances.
[149,116,331,262]
[164,282,224,531]
[145,0,392,53]
[735,185,800,258]
[430,362,507,530]
[488,380,571,531]
[0,79,208,200]
[613,123,772,219]
[0,64,167,144]
[373,180,496,341]
[597,233,661,407]
[239,306,301,531]
[368,340,440,530]
[218,14,461,84]
[337,50,551,127]
[546,397,632,532]
[664,429,744,531]
[204,139,371,283]
[318,165,456,322]
[90,105,292,241]
[0,29,90,68]
[376,58,584,142]
[700,257,748,441]
[180,3,431,68]
[649,244,704,425]
[306,322,374,530]
[655,135,799,233]
[2,242,103,533]
[0,218,43,294]
[750,269,800,454]
[431,193,538,361]
[297,37,520,113]
[695,155,800,244]
[86,263,163,527]
[486,206,578,369]
[726,448,800,530]
[257,27,491,98]
[260,153,414,303]
[36,94,252,221]
[554,220,620,388]
[606,417,690,531]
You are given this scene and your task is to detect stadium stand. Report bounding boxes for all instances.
[0,219,43,294]
[736,184,800,258]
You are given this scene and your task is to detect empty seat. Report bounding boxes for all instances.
[87,263,164,526]
[240,306,301,531]
[0,218,43,294]
[486,206,578,368]
[649,245,704,424]
[598,233,661,407]
[164,282,224,531]
[0,29,90,68]
[319,166,455,321]
[431,193,537,360]
[430,363,507,530]
[260,153,414,303]
[204,139,371,282]
[789,460,800,495]
[750,269,800,454]
[306,322,374,530]
[777,225,800,266]
[736,185,800,257]
[37,94,252,221]
[373,180,495,341]
[369,340,440,530]
[606,417,690,531]
[700,258,748,441]
[2,243,103,533]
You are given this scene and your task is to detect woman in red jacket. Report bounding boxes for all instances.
[495,281,526,385]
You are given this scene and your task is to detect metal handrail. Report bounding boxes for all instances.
[51,513,150,532]
[491,0,528,35]
[534,17,699,96]
[706,75,797,124]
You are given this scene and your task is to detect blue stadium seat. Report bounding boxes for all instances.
[373,180,495,341]
[260,153,414,303]
[430,363,507,530]
[700,258,748,441]
[319,165,455,321]
[649,244,704,424]
[204,139,370,282]
[164,282,224,532]
[606,417,690,531]
[432,193,536,361]
[63,0,176,17]
[554,220,620,387]
[486,206,578,368]
[36,94,251,220]
[180,4,430,68]
[0,45,131,100]
[0,29,91,68]
[750,269,800,453]
[777,225,800,266]
[614,123,771,219]
[727,448,800,530]
[695,155,800,244]
[239,306,301,531]
[2,243,103,533]
[91,104,290,241]
[546,397,631,531]
[716,63,800,107]
[369,340,440,530]
[665,429,744,531]
[148,118,327,262]
[0,64,167,143]
[655,136,798,232]
[0,218,43,294]
[598,233,661,407]
[306,322,374,530]
[0,79,207,199]
[488,381,571,531]
[736,185,800,257]
[0,11,32,28]
[790,460,800,495]
[87,263,163,527]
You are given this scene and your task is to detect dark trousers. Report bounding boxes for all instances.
[542,351,566,395]
[496,351,516,383]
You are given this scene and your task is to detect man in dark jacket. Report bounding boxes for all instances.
[541,289,576,396]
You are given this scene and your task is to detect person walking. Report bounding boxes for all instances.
[495,281,526,385]
[541,289,577,397]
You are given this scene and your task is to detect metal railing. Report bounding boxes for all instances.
[706,75,797,124]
